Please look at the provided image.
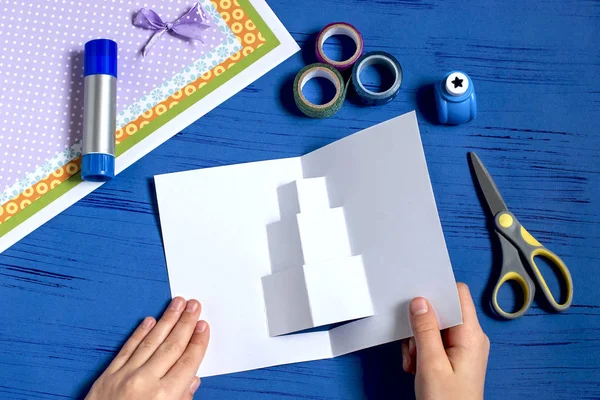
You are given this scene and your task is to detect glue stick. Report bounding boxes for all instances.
[81,39,117,182]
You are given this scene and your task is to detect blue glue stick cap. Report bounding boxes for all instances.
[81,153,115,182]
[84,39,118,77]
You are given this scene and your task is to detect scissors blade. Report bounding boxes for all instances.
[468,152,508,216]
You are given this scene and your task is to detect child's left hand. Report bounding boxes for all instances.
[85,297,210,400]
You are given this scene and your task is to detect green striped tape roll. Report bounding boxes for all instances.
[293,63,348,119]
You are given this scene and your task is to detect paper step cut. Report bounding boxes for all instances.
[262,177,375,337]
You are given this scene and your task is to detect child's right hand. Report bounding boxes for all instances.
[402,283,490,400]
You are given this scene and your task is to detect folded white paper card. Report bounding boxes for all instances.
[155,111,462,377]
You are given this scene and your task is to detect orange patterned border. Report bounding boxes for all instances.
[0,161,81,223]
[0,0,266,225]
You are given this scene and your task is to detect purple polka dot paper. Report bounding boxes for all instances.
[0,0,229,195]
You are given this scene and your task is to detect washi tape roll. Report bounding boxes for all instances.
[351,51,403,106]
[293,63,347,119]
[315,22,364,71]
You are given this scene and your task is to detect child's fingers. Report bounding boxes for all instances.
[125,297,187,369]
[401,339,410,373]
[179,376,201,400]
[143,300,202,377]
[445,283,485,349]
[456,283,481,329]
[445,283,490,374]
[401,338,417,374]
[105,317,156,373]
[409,297,451,375]
[408,337,416,374]
[162,321,210,397]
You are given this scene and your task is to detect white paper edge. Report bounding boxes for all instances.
[0,0,299,254]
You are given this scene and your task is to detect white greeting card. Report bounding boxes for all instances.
[155,111,462,377]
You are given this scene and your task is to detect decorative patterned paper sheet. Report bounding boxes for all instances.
[0,0,299,252]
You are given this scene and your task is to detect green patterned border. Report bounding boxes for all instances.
[0,0,280,239]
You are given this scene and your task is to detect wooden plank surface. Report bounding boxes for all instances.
[0,0,598,399]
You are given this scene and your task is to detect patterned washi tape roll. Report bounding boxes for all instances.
[293,63,347,119]
[315,22,364,71]
[351,51,403,106]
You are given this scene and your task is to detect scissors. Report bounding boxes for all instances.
[468,152,574,319]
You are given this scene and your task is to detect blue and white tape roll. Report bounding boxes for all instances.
[351,51,403,106]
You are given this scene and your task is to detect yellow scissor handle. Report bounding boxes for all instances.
[528,247,574,311]
[495,211,574,313]
[492,233,536,319]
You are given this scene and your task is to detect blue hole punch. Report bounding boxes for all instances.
[434,71,477,125]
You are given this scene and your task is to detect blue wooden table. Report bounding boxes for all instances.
[1,0,599,399]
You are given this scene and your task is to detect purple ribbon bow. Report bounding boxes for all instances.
[133,3,212,56]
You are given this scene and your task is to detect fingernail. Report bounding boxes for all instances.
[195,320,207,333]
[410,298,429,316]
[408,337,416,354]
[190,377,201,394]
[185,300,199,313]
[170,297,185,311]
[141,317,154,328]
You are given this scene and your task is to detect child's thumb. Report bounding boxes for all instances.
[409,297,451,373]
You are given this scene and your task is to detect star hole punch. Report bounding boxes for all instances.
[434,71,477,124]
